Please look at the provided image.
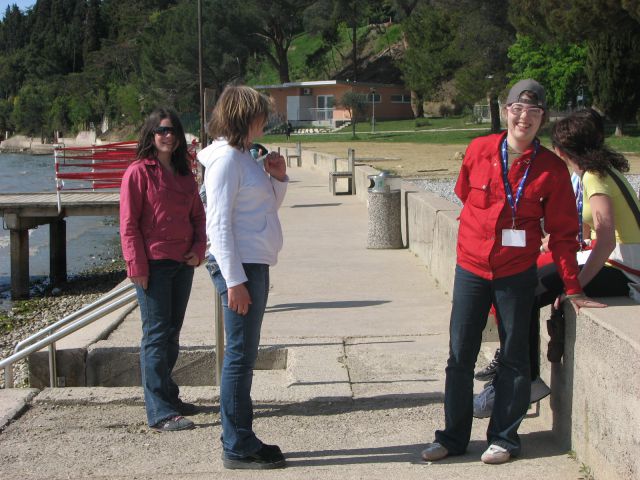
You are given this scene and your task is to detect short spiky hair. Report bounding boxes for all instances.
[208,85,271,149]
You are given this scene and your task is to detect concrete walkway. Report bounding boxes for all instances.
[0,166,581,479]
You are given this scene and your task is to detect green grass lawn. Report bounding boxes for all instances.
[262,117,640,153]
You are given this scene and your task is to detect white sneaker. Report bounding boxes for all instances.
[481,444,510,464]
[473,378,551,418]
[473,383,495,418]
[530,377,551,403]
[420,442,449,461]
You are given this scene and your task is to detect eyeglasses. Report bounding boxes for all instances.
[153,126,176,136]
[508,103,543,117]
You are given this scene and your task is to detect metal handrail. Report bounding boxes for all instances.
[13,283,135,355]
[1,284,137,389]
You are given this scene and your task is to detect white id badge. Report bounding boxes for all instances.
[502,229,526,247]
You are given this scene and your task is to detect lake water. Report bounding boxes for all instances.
[0,153,120,298]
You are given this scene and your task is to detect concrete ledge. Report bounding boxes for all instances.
[28,280,137,388]
[85,344,287,387]
[36,337,352,404]
[539,299,640,480]
[0,388,39,430]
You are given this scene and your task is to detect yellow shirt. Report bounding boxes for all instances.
[582,169,640,244]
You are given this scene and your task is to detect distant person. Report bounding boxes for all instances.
[119,108,206,432]
[198,86,288,469]
[285,121,293,140]
[420,79,600,465]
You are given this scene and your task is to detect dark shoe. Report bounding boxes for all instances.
[223,444,286,470]
[546,307,565,362]
[175,400,200,416]
[150,416,195,432]
[475,348,501,381]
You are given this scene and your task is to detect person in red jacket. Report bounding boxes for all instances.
[120,108,206,432]
[420,80,599,465]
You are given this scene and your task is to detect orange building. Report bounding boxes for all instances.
[254,80,414,128]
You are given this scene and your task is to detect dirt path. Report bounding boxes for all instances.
[277,141,640,178]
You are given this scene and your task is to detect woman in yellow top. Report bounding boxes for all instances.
[536,108,640,310]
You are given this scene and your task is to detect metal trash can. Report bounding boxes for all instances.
[367,172,403,249]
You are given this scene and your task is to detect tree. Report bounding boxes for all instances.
[304,0,385,83]
[401,4,461,111]
[387,0,428,117]
[340,90,368,138]
[12,83,46,136]
[508,34,587,111]
[243,0,316,83]
[509,0,640,135]
[451,0,515,133]
[586,28,640,135]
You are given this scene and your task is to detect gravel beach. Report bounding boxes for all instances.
[0,248,126,389]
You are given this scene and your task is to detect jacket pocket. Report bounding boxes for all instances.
[467,179,491,209]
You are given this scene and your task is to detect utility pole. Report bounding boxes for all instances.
[370,88,376,133]
[197,0,206,151]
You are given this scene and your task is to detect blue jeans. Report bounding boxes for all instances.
[206,255,270,458]
[135,259,194,426]
[435,264,537,456]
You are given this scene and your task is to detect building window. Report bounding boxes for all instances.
[391,94,411,104]
[367,93,381,103]
[317,95,335,109]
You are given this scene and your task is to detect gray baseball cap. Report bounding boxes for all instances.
[506,79,546,110]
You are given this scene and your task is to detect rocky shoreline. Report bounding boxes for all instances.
[0,249,127,389]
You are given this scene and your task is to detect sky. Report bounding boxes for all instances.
[1,0,36,14]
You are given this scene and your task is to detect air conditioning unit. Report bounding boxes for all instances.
[301,88,312,96]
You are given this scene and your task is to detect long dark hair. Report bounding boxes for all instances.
[136,108,190,175]
[551,108,629,176]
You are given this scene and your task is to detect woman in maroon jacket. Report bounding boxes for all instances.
[421,80,598,464]
[120,108,206,432]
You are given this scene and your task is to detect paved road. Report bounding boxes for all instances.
[0,166,580,479]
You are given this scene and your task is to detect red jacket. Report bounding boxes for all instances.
[119,158,206,278]
[455,132,582,294]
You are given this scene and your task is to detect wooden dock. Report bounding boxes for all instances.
[0,192,120,299]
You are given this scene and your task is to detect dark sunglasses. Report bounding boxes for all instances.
[153,126,176,136]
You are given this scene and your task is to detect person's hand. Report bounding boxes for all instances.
[556,293,607,310]
[540,235,550,253]
[184,251,200,266]
[264,152,286,181]
[130,275,148,290]
[228,284,252,316]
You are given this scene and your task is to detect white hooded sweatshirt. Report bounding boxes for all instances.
[198,139,287,288]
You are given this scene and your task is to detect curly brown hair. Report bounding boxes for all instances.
[550,108,628,176]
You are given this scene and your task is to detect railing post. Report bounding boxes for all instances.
[214,293,224,386]
[5,363,13,388]
[48,342,57,388]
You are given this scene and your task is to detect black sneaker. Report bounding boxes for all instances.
[546,307,565,363]
[474,348,500,381]
[150,415,195,432]
[222,444,286,470]
[175,400,200,416]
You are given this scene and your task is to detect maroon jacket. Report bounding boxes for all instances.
[119,158,206,278]
[454,132,582,294]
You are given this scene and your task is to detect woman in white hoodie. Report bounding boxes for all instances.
[198,86,288,470]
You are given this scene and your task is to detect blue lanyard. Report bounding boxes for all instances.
[500,137,539,228]
[576,179,584,250]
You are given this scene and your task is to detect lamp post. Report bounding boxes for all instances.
[197,0,205,150]
[370,87,376,134]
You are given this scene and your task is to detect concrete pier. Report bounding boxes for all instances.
[0,192,119,298]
